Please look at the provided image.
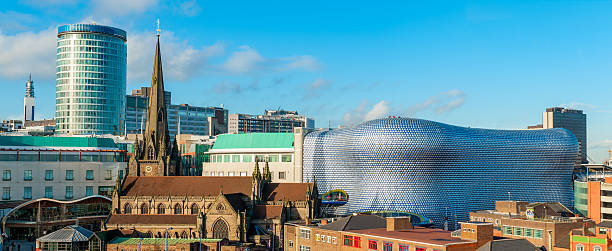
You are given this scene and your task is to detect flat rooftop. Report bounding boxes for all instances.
[347,227,472,246]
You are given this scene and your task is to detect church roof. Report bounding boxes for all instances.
[252,205,284,220]
[107,214,197,225]
[263,183,312,201]
[212,133,294,150]
[121,176,253,197]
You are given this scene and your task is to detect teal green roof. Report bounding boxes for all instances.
[0,136,117,148]
[108,237,222,245]
[212,133,294,149]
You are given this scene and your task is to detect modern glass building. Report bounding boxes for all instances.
[303,118,579,228]
[56,24,127,135]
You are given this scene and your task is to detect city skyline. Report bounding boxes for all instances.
[0,1,611,161]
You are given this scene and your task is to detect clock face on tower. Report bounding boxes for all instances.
[145,166,152,173]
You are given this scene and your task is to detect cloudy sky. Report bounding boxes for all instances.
[1,0,612,161]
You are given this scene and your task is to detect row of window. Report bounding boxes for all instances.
[2,169,117,181]
[297,228,435,251]
[59,33,124,42]
[314,233,337,244]
[124,202,201,215]
[57,78,123,86]
[204,171,287,179]
[57,71,124,80]
[56,104,120,113]
[502,226,543,239]
[57,52,125,61]
[0,153,125,162]
[2,185,112,200]
[210,154,293,163]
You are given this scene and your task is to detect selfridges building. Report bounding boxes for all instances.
[303,118,578,227]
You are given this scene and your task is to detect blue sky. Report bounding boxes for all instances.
[0,0,611,161]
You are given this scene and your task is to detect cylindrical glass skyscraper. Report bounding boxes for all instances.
[56,24,127,135]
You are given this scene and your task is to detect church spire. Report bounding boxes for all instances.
[143,33,170,160]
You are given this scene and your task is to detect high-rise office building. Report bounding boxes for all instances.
[55,24,127,135]
[24,74,35,122]
[228,110,314,134]
[543,107,587,163]
[126,87,228,137]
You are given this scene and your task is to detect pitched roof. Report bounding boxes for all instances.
[108,237,222,245]
[121,176,252,197]
[252,205,284,220]
[212,133,294,149]
[477,239,538,251]
[264,183,312,201]
[320,215,386,231]
[107,214,197,225]
[598,220,612,228]
[224,193,246,212]
[37,225,94,243]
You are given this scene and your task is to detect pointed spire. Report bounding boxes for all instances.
[262,161,272,182]
[252,161,262,181]
[133,138,140,159]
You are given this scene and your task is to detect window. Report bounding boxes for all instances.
[282,154,292,162]
[105,170,112,180]
[343,235,361,248]
[65,186,73,199]
[65,170,74,180]
[288,240,293,247]
[316,234,320,241]
[45,170,53,181]
[268,155,279,162]
[513,227,523,236]
[240,172,247,176]
[45,186,53,198]
[524,228,533,237]
[368,240,377,250]
[86,186,93,196]
[576,244,584,251]
[503,226,513,235]
[23,187,32,199]
[228,172,235,176]
[232,155,240,162]
[299,228,311,239]
[594,246,602,251]
[416,247,426,251]
[223,155,230,162]
[534,229,543,239]
[399,244,410,251]
[279,172,286,180]
[174,204,183,214]
[86,170,94,180]
[383,242,393,251]
[332,237,337,244]
[2,170,11,181]
[242,155,252,162]
[299,245,310,251]
[255,155,266,162]
[599,228,608,234]
[24,170,32,181]
[158,204,166,214]
[119,170,124,180]
[98,186,113,197]
[2,187,10,200]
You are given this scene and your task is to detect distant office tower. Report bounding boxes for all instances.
[228,110,314,134]
[56,24,127,135]
[126,87,228,137]
[24,74,35,121]
[543,107,587,163]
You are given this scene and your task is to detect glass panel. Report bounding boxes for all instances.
[282,155,292,162]
[242,155,252,162]
[268,155,279,162]
[232,155,240,162]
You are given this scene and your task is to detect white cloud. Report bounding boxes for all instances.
[0,11,39,33]
[223,45,320,74]
[128,31,226,83]
[559,102,596,110]
[180,0,202,17]
[303,78,330,99]
[18,0,77,7]
[91,0,158,17]
[343,100,391,126]
[0,27,56,80]
[224,46,265,74]
[590,139,612,149]
[407,89,466,115]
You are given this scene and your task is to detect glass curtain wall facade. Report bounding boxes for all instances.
[56,24,127,135]
[303,118,579,229]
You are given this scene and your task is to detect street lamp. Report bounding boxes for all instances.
[165,227,173,251]
[198,230,202,251]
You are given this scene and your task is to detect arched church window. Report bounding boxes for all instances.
[212,219,229,239]
[191,204,199,215]
[123,203,132,214]
[140,203,149,214]
[158,204,165,214]
[174,203,183,214]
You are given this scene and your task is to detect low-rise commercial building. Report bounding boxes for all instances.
[202,130,306,182]
[285,215,538,251]
[228,110,314,134]
[0,136,127,201]
[469,201,592,251]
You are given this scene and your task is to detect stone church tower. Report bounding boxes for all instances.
[128,35,181,177]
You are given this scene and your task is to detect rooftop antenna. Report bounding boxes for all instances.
[156,18,161,37]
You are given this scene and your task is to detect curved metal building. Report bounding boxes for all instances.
[303,118,578,227]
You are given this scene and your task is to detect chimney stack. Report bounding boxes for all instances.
[386,217,413,231]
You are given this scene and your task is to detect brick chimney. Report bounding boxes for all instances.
[459,222,493,249]
[386,217,413,231]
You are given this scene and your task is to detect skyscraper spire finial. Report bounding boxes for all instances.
[156,19,161,37]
